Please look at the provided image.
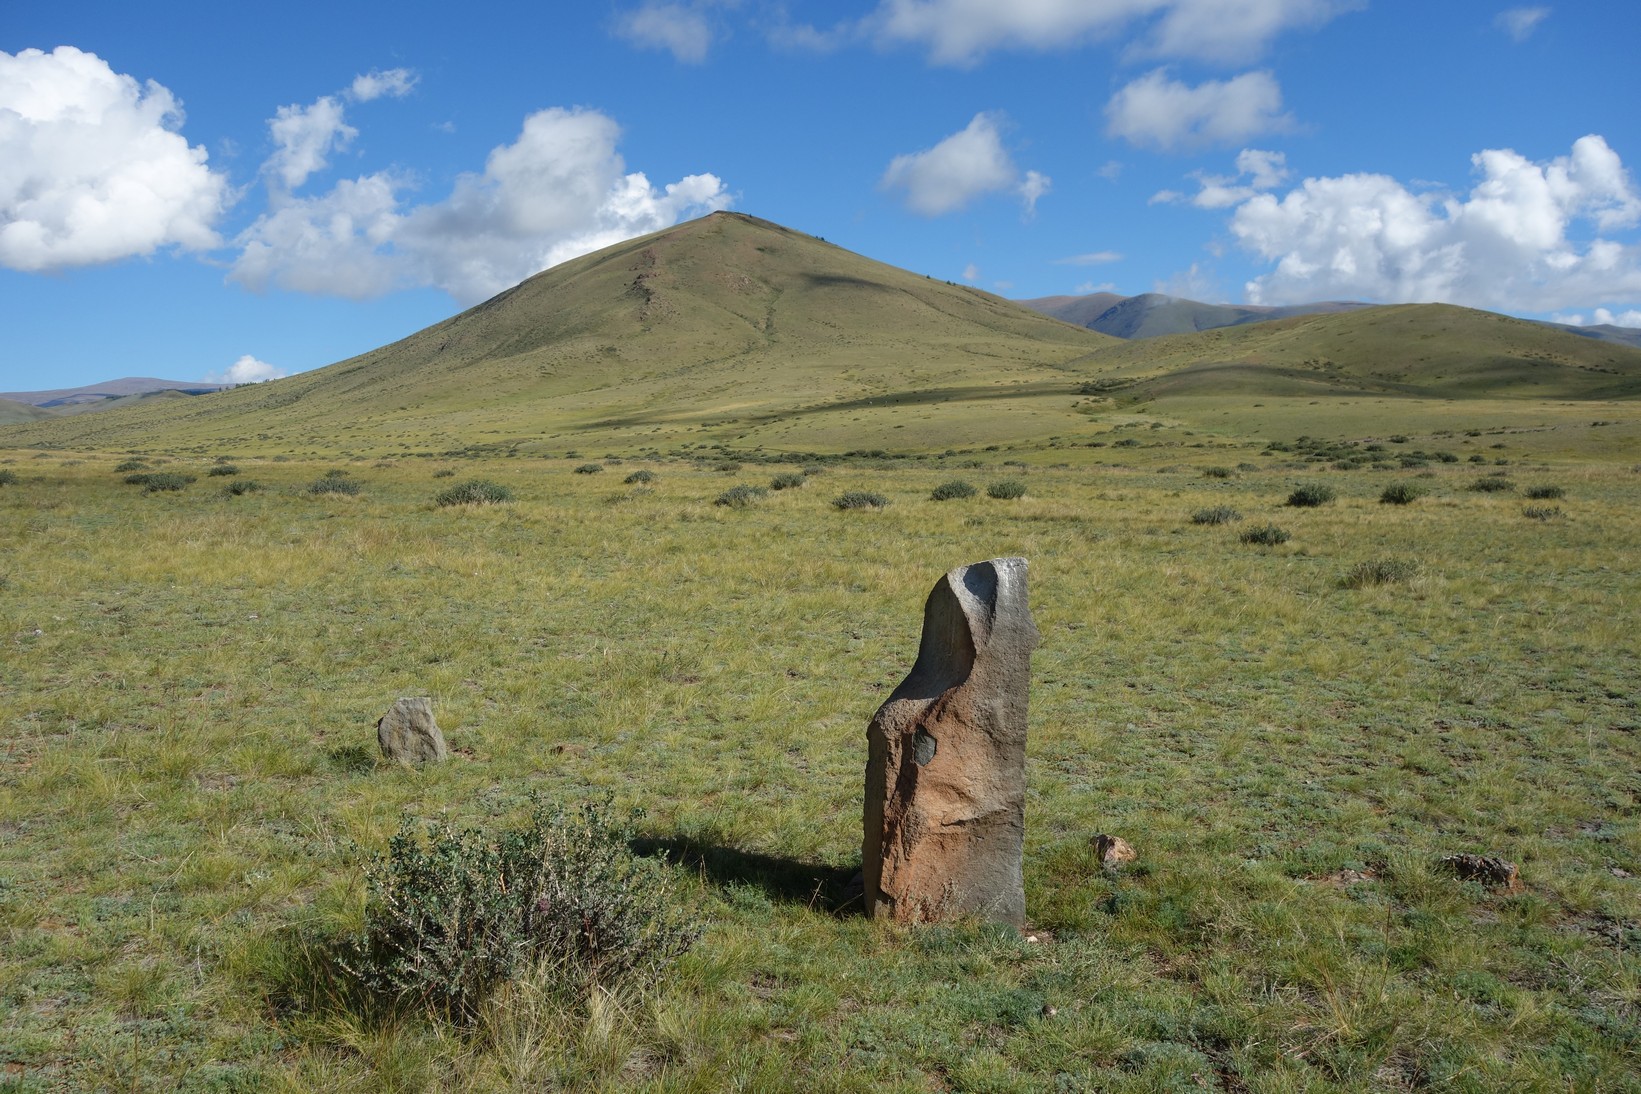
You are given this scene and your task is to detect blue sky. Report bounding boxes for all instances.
[4,1,1639,391]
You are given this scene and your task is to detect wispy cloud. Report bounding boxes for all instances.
[1495,6,1550,41]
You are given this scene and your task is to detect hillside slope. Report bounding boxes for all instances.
[2,213,1112,456]
[1073,303,1641,401]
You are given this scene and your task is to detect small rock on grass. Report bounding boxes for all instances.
[1441,853,1523,891]
[377,696,448,764]
[1093,833,1137,868]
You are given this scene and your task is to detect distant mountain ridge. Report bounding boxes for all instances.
[1018,291,1373,338]
[1,377,228,408]
[1018,290,1641,348]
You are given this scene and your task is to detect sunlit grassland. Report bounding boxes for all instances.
[1,449,1637,1091]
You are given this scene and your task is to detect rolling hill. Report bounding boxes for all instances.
[0,212,1113,456]
[2,213,1638,459]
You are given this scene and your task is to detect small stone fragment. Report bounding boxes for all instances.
[1093,833,1137,868]
[1441,853,1522,891]
[376,697,448,764]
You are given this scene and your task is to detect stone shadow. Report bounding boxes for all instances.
[632,835,864,916]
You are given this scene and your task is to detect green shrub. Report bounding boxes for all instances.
[1379,482,1427,505]
[0,470,16,486]
[1341,559,1418,589]
[1470,476,1515,493]
[573,463,603,475]
[624,469,656,485]
[207,464,240,477]
[432,468,456,479]
[222,479,261,496]
[1468,454,1488,464]
[308,475,361,496]
[342,797,698,1019]
[113,460,149,473]
[987,480,1027,500]
[1112,437,1140,448]
[930,480,977,501]
[1286,483,1336,508]
[1190,506,1242,525]
[833,491,889,510]
[141,472,195,492]
[1523,505,1563,521]
[1240,524,1291,546]
[1523,484,1565,499]
[714,484,767,508]
[1202,466,1234,479]
[712,461,742,473]
[435,480,514,506]
[769,472,805,490]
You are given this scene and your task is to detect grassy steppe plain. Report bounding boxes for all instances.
[2,444,1638,1091]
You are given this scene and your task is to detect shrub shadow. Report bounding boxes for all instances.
[633,835,864,916]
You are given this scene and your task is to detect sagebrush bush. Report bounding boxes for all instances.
[342,798,699,1019]
[1523,505,1563,521]
[714,484,767,508]
[435,480,514,506]
[0,470,16,486]
[433,468,456,478]
[140,472,195,492]
[987,480,1027,500]
[1190,505,1242,525]
[712,461,742,473]
[1240,524,1290,546]
[1379,482,1427,505]
[113,460,148,473]
[1341,559,1418,589]
[1470,476,1514,493]
[573,463,603,475]
[1523,484,1565,499]
[308,475,361,496]
[769,472,805,490]
[222,479,260,496]
[207,464,240,477]
[623,469,656,485]
[1202,466,1234,479]
[833,491,889,510]
[1286,483,1336,507]
[930,480,977,501]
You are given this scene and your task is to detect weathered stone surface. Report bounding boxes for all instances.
[863,557,1039,925]
[377,697,448,764]
[1441,853,1523,891]
[1093,834,1137,868]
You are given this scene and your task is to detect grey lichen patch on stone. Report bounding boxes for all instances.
[377,696,449,765]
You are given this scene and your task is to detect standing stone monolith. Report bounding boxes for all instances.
[863,557,1039,925]
[377,697,448,764]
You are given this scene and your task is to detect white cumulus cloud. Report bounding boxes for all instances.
[881,113,1048,216]
[207,355,287,384]
[1554,308,1641,328]
[857,0,1358,65]
[616,3,716,63]
[266,95,356,191]
[1156,148,1290,207]
[231,106,732,304]
[1223,135,1641,312]
[0,46,228,273]
[1496,6,1550,41]
[1106,68,1294,151]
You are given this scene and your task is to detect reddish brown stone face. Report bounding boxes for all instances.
[863,557,1039,926]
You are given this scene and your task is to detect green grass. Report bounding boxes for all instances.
[1,452,1638,1091]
